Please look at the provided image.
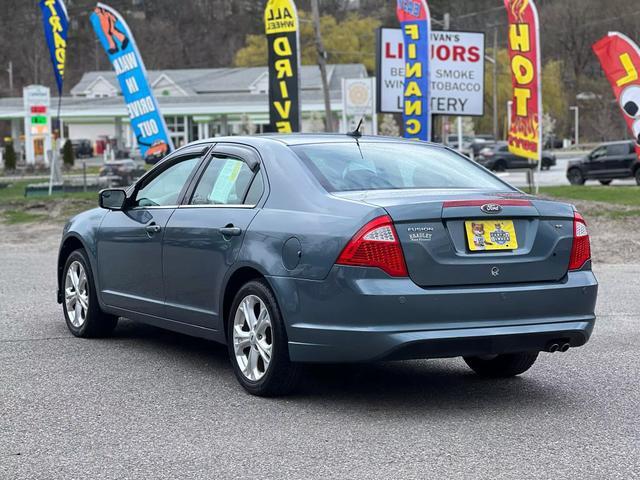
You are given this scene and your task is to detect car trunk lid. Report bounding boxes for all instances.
[335,190,575,287]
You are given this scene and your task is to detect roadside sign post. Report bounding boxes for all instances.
[23,85,52,167]
[342,77,376,134]
[377,28,485,119]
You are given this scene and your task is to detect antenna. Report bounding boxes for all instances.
[346,117,364,138]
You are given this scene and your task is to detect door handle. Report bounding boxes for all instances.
[220,226,242,237]
[145,223,162,234]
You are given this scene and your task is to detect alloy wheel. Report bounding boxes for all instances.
[232,295,273,381]
[65,261,89,328]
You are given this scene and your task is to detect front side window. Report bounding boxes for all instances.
[190,156,257,206]
[292,142,512,192]
[135,157,199,207]
[591,147,607,159]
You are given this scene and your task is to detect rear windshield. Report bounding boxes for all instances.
[292,142,512,192]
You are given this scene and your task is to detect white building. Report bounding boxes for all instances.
[0,64,368,158]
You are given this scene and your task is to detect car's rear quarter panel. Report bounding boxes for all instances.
[238,141,381,281]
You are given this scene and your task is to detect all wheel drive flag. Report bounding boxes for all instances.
[593,32,640,157]
[90,3,174,160]
[40,0,69,96]
[264,0,301,133]
[504,0,542,161]
[396,0,431,141]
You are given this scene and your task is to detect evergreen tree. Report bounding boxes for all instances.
[62,139,75,169]
[4,143,16,171]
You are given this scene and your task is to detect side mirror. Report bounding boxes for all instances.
[99,189,127,211]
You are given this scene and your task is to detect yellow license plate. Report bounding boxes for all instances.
[465,220,518,251]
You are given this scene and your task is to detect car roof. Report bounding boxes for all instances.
[598,140,634,146]
[182,133,447,149]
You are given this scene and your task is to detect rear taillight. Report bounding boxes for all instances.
[336,215,408,277]
[569,212,591,270]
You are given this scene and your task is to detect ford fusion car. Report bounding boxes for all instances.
[57,135,598,396]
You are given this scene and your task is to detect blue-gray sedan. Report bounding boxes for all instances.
[57,135,598,396]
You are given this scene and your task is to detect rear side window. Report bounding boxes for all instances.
[606,144,628,156]
[190,156,256,206]
[292,142,511,192]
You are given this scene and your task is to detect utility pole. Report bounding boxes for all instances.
[570,106,579,146]
[310,0,334,132]
[441,13,450,145]
[7,62,13,95]
[493,26,499,140]
[34,49,39,85]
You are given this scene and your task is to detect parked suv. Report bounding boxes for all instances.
[476,142,556,171]
[60,139,93,158]
[72,139,93,158]
[567,141,640,185]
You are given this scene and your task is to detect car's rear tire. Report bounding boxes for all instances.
[463,352,538,378]
[635,169,640,186]
[567,168,585,185]
[227,279,301,396]
[599,180,612,186]
[62,249,118,338]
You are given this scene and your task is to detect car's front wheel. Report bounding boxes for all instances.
[227,280,301,396]
[62,249,118,338]
[567,168,585,185]
[463,352,538,378]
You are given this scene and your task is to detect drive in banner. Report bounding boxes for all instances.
[264,0,301,133]
[90,2,173,159]
[40,0,69,96]
[593,32,640,158]
[396,0,431,141]
[504,0,542,161]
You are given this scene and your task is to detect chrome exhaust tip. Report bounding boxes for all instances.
[548,343,560,353]
[560,343,570,353]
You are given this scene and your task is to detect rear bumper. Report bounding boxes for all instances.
[267,267,598,363]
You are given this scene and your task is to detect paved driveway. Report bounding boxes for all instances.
[0,229,638,479]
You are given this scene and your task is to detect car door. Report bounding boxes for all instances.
[97,147,207,317]
[602,143,629,178]
[620,142,638,177]
[162,144,266,330]
[499,145,526,169]
[585,145,608,178]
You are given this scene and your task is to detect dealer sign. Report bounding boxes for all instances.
[377,28,485,116]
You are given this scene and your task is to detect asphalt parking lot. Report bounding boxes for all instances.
[1,229,639,479]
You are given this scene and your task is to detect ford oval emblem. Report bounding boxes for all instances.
[481,203,502,214]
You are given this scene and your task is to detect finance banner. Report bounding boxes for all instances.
[265,0,301,133]
[90,3,173,160]
[593,32,640,157]
[39,0,69,96]
[504,0,542,161]
[396,0,431,141]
